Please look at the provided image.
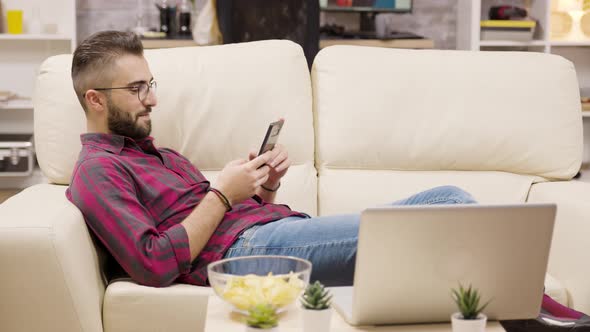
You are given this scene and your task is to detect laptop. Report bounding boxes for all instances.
[331,204,556,326]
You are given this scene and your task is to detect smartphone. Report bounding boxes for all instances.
[258,119,284,156]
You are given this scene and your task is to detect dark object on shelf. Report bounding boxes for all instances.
[320,24,423,40]
[216,0,319,69]
[353,0,373,6]
[155,0,177,37]
[178,12,191,36]
[380,30,423,39]
[489,6,528,20]
[0,134,34,176]
[320,24,346,36]
[178,0,192,36]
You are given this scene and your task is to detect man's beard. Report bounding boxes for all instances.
[107,99,152,140]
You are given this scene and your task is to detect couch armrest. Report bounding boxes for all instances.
[103,280,212,332]
[528,181,590,313]
[0,184,105,332]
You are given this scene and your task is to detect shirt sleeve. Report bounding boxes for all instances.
[67,156,192,287]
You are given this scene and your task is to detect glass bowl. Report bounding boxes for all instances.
[207,255,312,313]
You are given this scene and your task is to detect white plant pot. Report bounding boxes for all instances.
[245,326,278,332]
[302,308,332,332]
[451,312,487,332]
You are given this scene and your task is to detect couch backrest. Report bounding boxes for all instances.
[33,40,317,215]
[312,46,582,215]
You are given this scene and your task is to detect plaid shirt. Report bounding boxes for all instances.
[66,133,305,287]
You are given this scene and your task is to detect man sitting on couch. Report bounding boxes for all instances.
[66,31,476,287]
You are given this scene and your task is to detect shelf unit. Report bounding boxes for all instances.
[457,0,590,50]
[0,33,72,41]
[0,168,48,190]
[319,38,434,49]
[457,0,554,51]
[457,0,590,164]
[550,40,590,46]
[141,38,198,49]
[321,6,411,13]
[477,40,590,47]
[0,0,75,188]
[0,99,34,110]
[478,39,548,46]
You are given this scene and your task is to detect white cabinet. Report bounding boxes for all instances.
[457,0,590,169]
[0,0,75,188]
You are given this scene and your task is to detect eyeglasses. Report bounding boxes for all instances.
[92,80,157,103]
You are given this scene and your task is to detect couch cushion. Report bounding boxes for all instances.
[318,170,534,215]
[33,40,316,214]
[0,184,105,332]
[103,280,212,332]
[312,46,582,181]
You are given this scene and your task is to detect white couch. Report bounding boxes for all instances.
[0,40,588,332]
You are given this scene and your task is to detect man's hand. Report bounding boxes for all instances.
[249,144,291,190]
[215,153,272,205]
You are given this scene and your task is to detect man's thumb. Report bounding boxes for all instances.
[248,150,257,161]
[229,158,247,166]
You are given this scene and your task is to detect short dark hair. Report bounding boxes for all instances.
[71,31,144,112]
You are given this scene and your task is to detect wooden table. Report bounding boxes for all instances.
[141,38,434,50]
[319,38,434,49]
[204,296,506,331]
[141,38,198,49]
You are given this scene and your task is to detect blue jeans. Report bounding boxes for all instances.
[224,185,477,286]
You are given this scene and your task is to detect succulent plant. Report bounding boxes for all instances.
[451,284,491,320]
[301,281,332,310]
[246,303,279,329]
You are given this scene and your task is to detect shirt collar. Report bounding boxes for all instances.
[135,136,156,151]
[80,133,155,154]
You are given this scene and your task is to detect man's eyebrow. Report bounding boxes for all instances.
[126,77,154,86]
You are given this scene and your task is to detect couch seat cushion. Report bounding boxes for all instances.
[318,170,535,215]
[103,280,212,332]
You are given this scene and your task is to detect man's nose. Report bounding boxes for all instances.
[143,88,157,107]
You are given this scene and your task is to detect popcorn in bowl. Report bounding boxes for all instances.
[208,256,312,313]
[217,272,306,311]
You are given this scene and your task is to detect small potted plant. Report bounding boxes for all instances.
[451,283,491,332]
[245,303,279,332]
[300,281,332,332]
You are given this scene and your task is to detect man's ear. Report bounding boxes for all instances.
[84,90,107,113]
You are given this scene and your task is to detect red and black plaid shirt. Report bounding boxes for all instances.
[66,133,305,287]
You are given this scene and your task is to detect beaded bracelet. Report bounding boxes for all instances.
[261,182,281,192]
[209,188,232,212]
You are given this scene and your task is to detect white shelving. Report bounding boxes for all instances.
[0,0,76,99]
[458,0,554,52]
[0,99,33,110]
[550,40,590,46]
[0,33,72,41]
[478,40,548,47]
[457,0,590,58]
[0,167,48,189]
[0,0,75,187]
[457,0,590,165]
